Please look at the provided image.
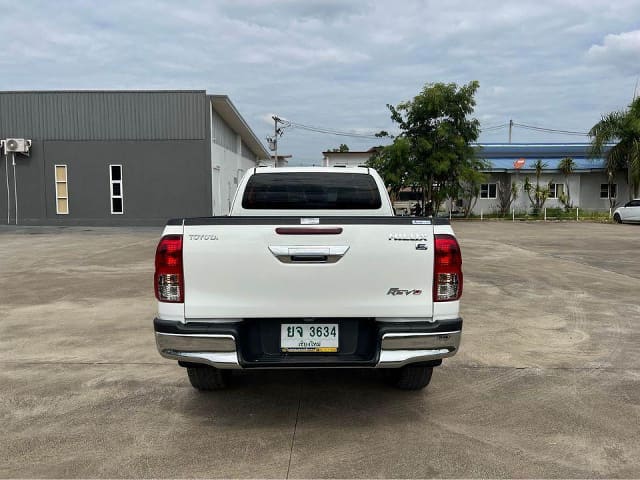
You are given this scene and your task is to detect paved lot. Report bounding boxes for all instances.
[1,222,638,478]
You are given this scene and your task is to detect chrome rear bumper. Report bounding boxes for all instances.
[377,331,461,367]
[155,327,461,369]
[155,332,242,369]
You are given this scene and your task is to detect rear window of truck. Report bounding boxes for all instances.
[242,172,382,209]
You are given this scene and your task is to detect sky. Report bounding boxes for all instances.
[0,0,639,163]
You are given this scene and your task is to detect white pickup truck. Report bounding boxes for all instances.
[154,167,463,390]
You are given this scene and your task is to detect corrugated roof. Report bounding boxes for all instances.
[485,157,606,172]
[475,143,611,172]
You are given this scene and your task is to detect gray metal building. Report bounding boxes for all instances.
[0,90,269,225]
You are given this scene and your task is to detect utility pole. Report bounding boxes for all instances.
[508,119,513,144]
[268,115,285,167]
[273,116,279,167]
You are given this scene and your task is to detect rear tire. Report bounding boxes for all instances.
[391,365,433,390]
[187,366,229,391]
[613,213,622,224]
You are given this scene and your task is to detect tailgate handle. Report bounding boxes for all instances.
[268,246,349,264]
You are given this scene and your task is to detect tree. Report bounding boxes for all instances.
[386,81,481,214]
[523,159,551,214]
[557,157,576,210]
[452,156,488,218]
[604,168,618,210]
[496,179,519,216]
[589,96,640,199]
[366,138,410,202]
[328,143,350,152]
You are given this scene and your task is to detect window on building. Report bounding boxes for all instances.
[600,183,617,199]
[55,165,69,214]
[110,165,123,214]
[480,183,497,199]
[549,183,564,199]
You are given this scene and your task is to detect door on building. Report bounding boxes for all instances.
[212,167,221,216]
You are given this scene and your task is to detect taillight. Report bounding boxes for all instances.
[433,234,463,302]
[154,235,184,303]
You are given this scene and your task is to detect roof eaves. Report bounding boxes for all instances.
[0,89,207,94]
[209,95,270,159]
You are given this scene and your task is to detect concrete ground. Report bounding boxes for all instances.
[0,222,638,478]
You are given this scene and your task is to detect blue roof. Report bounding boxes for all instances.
[474,143,610,172]
[485,157,606,172]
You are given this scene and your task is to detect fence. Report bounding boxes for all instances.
[444,207,613,222]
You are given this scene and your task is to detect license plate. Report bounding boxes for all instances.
[281,324,339,352]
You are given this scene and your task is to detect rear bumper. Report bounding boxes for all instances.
[154,318,462,369]
[155,332,241,369]
[377,331,460,367]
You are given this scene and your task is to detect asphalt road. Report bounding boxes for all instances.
[1,222,638,478]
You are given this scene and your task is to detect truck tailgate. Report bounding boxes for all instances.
[182,218,434,319]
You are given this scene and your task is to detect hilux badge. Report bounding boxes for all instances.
[389,233,430,241]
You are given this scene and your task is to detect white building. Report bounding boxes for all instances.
[320,143,626,215]
[473,144,625,215]
[210,95,271,216]
[322,148,380,167]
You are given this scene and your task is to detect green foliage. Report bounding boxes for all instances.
[496,180,519,216]
[557,157,575,209]
[589,96,640,198]
[385,81,482,214]
[467,209,611,222]
[456,158,488,217]
[328,143,350,152]
[523,160,552,213]
[558,191,572,210]
[558,157,576,176]
[366,138,411,201]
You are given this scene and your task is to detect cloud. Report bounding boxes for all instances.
[1,0,640,161]
[586,30,640,74]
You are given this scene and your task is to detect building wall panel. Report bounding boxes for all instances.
[241,140,257,161]
[0,91,206,141]
[0,140,211,226]
[211,109,237,153]
[579,172,629,209]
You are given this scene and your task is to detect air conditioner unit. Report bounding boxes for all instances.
[4,138,31,153]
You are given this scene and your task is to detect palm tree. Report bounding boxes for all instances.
[558,157,576,208]
[589,97,640,200]
[523,159,550,214]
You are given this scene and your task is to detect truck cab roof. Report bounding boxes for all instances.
[253,166,372,174]
[230,167,394,216]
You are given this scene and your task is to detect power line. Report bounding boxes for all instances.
[480,123,509,132]
[512,122,589,136]
[286,120,382,139]
[286,119,509,138]
[273,117,589,141]
[291,127,382,139]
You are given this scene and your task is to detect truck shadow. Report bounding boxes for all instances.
[177,369,435,429]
